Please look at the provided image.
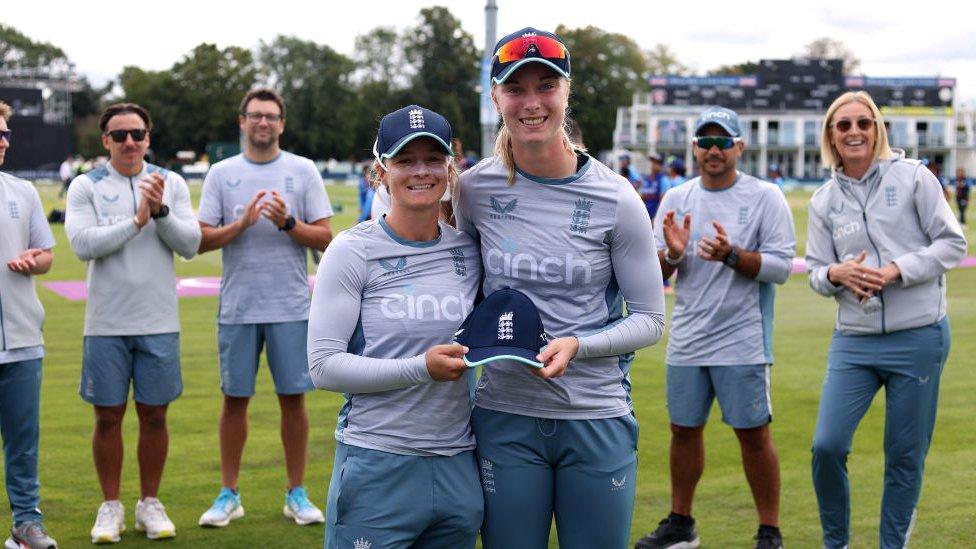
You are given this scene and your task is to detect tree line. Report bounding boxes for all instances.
[1,13,858,162]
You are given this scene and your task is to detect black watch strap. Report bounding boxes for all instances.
[723,247,740,267]
[278,215,297,232]
[150,204,170,219]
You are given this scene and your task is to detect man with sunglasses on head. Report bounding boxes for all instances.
[196,88,332,529]
[635,107,795,549]
[0,101,59,549]
[65,103,201,543]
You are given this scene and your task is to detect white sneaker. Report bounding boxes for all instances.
[90,501,125,544]
[198,488,244,528]
[282,487,325,525]
[134,498,175,540]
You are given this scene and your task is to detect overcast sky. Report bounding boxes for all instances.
[4,0,975,104]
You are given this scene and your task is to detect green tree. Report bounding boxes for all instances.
[258,35,356,159]
[402,7,481,150]
[555,25,647,153]
[118,44,257,160]
[799,37,861,75]
[0,23,70,70]
[645,44,690,76]
[348,27,414,160]
[708,61,761,76]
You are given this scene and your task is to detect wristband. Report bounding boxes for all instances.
[663,250,684,265]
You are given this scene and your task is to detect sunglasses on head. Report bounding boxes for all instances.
[494,35,567,65]
[830,118,875,133]
[105,129,149,143]
[0,129,10,142]
[694,136,741,150]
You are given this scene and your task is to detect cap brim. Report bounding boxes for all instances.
[463,345,543,368]
[380,132,453,160]
[492,58,570,85]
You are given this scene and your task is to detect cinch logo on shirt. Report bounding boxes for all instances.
[489,196,518,220]
[379,291,470,321]
[97,214,133,226]
[485,248,593,286]
[833,219,861,240]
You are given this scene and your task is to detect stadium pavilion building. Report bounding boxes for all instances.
[613,59,976,182]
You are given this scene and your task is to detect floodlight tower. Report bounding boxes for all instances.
[480,0,499,157]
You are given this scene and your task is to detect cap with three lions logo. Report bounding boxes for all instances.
[453,288,551,368]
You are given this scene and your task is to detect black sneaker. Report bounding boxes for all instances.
[754,526,784,549]
[634,513,700,549]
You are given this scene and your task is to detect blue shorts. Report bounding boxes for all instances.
[471,407,638,549]
[666,363,772,429]
[218,321,313,397]
[80,333,182,406]
[325,443,482,549]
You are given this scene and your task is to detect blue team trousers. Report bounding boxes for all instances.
[811,318,950,549]
[471,407,639,549]
[0,359,43,524]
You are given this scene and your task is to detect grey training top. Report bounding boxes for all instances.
[0,172,55,362]
[199,152,333,324]
[654,173,796,366]
[307,216,482,456]
[806,150,966,334]
[455,155,666,420]
[65,163,201,336]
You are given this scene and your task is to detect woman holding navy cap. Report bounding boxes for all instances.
[454,27,666,548]
[307,105,483,548]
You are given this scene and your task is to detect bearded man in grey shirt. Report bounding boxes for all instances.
[636,107,796,549]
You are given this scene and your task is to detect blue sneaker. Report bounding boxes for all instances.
[282,487,324,525]
[198,488,244,528]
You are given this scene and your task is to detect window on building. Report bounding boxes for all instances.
[780,121,797,146]
[657,120,687,145]
[804,120,819,146]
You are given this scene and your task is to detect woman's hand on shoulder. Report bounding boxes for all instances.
[425,344,469,382]
[533,337,579,380]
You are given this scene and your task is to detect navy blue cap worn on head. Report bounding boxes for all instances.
[373,105,453,166]
[453,288,552,368]
[694,106,742,138]
[491,27,571,85]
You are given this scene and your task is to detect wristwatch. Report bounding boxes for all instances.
[723,247,740,267]
[278,215,297,232]
[150,204,170,219]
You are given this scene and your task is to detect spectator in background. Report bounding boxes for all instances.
[619,153,643,191]
[357,163,374,223]
[640,152,668,220]
[66,102,201,543]
[58,154,74,198]
[0,100,60,549]
[952,167,972,225]
[664,157,687,189]
[924,160,951,202]
[768,163,785,192]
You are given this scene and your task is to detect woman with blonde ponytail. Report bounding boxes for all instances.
[454,27,666,549]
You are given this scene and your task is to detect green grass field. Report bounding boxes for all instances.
[5,184,974,548]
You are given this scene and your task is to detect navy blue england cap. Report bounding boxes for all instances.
[694,106,742,137]
[373,105,453,165]
[491,27,571,84]
[453,288,552,368]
